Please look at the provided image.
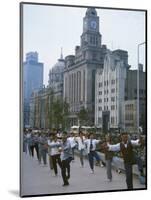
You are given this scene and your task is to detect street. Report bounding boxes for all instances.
[21,153,145,196]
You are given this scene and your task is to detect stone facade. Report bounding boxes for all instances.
[48,52,65,100]
[95,50,128,132]
[95,49,146,133]
[63,8,107,126]
[29,54,65,129]
[29,87,50,129]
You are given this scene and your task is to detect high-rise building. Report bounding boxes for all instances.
[23,52,43,127]
[63,8,107,126]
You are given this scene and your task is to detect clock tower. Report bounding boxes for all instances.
[64,8,107,127]
[81,8,102,48]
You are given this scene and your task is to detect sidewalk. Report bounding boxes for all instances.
[21,153,145,196]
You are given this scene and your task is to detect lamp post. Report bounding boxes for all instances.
[137,42,145,134]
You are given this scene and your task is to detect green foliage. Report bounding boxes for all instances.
[48,90,69,129]
[77,107,91,126]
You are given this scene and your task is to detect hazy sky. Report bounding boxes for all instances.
[23,4,146,85]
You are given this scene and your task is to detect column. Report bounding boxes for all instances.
[83,69,85,102]
[79,71,81,102]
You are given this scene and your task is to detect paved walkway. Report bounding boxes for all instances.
[21,153,145,196]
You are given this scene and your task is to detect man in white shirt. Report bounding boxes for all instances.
[75,131,86,167]
[47,134,62,176]
[67,132,77,160]
[84,133,101,173]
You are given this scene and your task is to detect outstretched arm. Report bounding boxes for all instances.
[108,143,121,152]
[47,141,61,148]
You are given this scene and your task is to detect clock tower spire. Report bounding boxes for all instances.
[81,8,102,48]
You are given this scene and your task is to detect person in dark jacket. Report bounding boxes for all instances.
[106,132,142,190]
[60,133,73,186]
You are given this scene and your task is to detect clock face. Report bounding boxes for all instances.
[90,20,97,29]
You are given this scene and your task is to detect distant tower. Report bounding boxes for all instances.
[23,52,44,127]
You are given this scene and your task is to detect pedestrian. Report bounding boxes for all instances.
[56,129,63,140]
[29,133,35,158]
[107,132,143,190]
[100,134,114,181]
[39,133,48,166]
[47,134,54,170]
[26,129,32,156]
[84,132,102,173]
[38,132,43,164]
[33,132,39,160]
[67,132,77,161]
[48,134,62,176]
[23,131,27,154]
[75,131,86,167]
[60,133,73,186]
[133,136,145,184]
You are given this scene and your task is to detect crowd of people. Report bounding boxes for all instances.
[23,129,146,189]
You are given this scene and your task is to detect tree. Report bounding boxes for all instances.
[77,107,90,126]
[62,100,70,130]
[48,88,70,130]
[48,88,54,129]
[52,98,63,128]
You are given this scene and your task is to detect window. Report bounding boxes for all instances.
[99,91,102,95]
[98,117,102,124]
[111,80,115,84]
[125,114,134,120]
[126,104,134,110]
[92,53,97,60]
[111,88,115,93]
[90,36,93,44]
[111,117,115,124]
[111,97,115,102]
[111,105,115,110]
[134,89,137,94]
[99,99,102,103]
[99,82,102,88]
[98,106,102,111]
[96,38,98,45]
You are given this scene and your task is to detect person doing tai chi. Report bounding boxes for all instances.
[106,132,143,190]
[84,132,102,174]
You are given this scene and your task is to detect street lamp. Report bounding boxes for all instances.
[137,42,146,134]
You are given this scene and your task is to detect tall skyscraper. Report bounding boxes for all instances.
[23,52,43,127]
